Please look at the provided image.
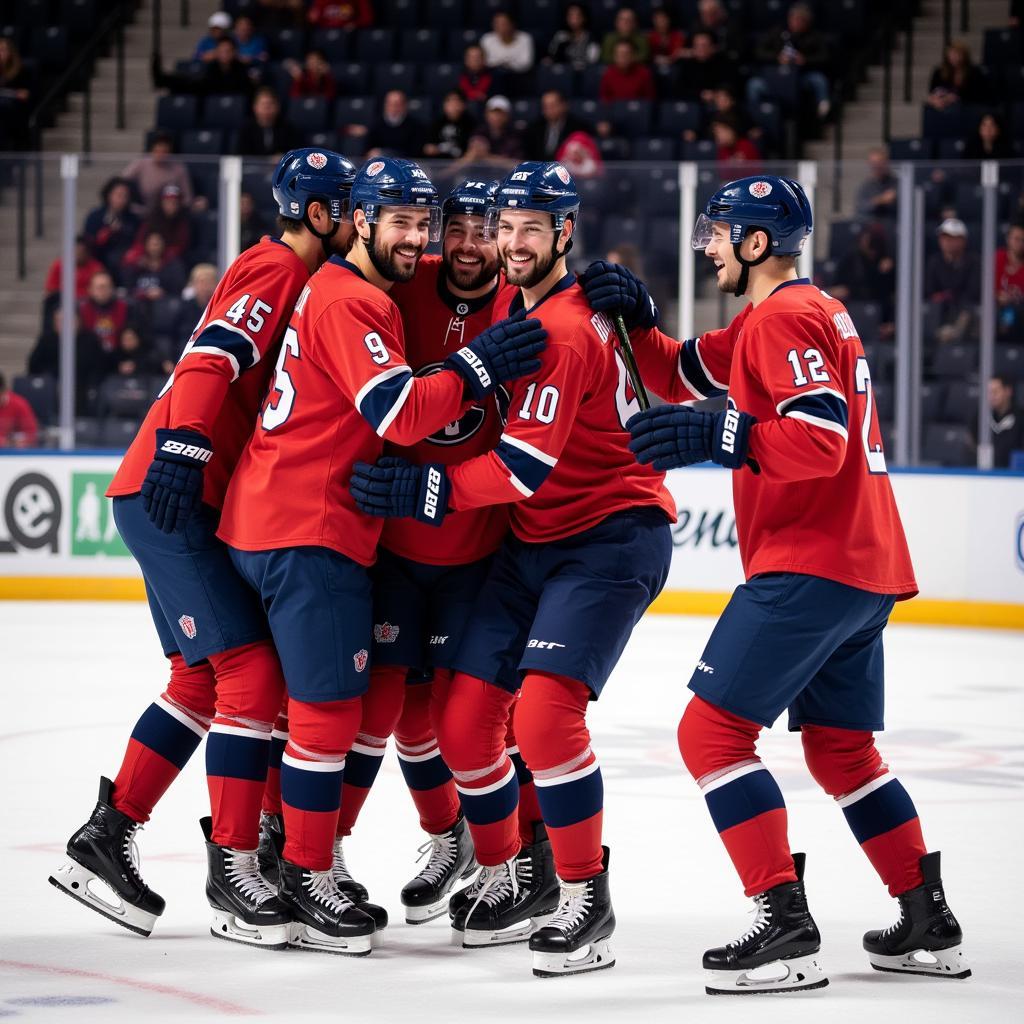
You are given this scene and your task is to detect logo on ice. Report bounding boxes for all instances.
[178,615,197,640]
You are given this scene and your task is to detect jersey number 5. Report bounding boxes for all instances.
[262,327,299,431]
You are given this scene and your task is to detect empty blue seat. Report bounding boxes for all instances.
[288,96,330,134]
[634,135,677,161]
[335,96,375,129]
[658,100,701,136]
[356,29,396,63]
[606,100,652,138]
[333,62,369,96]
[179,128,224,154]
[445,28,479,61]
[536,64,577,98]
[888,137,934,161]
[400,29,441,62]
[272,28,306,62]
[311,29,351,63]
[13,374,57,425]
[156,94,199,131]
[203,94,248,130]
[372,62,418,98]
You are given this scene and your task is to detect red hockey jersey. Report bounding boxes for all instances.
[383,255,514,565]
[447,274,676,542]
[217,257,472,566]
[109,236,310,510]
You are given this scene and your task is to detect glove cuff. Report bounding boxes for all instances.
[445,347,493,401]
[714,409,755,470]
[415,464,450,527]
[154,428,213,468]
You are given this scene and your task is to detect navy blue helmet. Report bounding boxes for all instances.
[350,157,441,241]
[442,179,499,225]
[272,148,357,223]
[484,161,581,241]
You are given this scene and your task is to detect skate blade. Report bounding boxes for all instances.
[460,912,555,949]
[209,911,290,950]
[288,923,373,956]
[705,952,829,996]
[869,944,971,979]
[371,929,383,949]
[48,862,158,937]
[532,938,616,978]
[404,898,451,925]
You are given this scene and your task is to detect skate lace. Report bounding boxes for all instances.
[546,879,592,934]
[304,868,356,914]
[882,904,905,938]
[729,893,772,947]
[225,849,278,907]
[331,839,356,885]
[413,831,457,887]
[467,859,520,917]
[121,823,144,885]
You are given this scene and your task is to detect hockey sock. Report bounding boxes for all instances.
[506,705,543,847]
[678,696,796,897]
[336,665,407,837]
[438,673,519,866]
[263,696,288,816]
[395,677,460,835]
[802,725,926,896]
[205,641,286,850]
[516,673,604,881]
[280,696,361,871]
[111,653,215,823]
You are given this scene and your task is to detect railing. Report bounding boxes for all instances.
[152,0,193,64]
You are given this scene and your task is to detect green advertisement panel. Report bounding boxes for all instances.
[70,473,130,558]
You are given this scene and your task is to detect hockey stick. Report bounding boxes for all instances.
[611,313,651,412]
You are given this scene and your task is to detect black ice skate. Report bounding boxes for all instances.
[452,823,559,948]
[256,811,283,887]
[201,817,292,950]
[277,858,376,955]
[703,852,828,996]
[401,814,477,924]
[530,848,616,978]
[48,776,165,937]
[331,837,388,945]
[863,851,970,979]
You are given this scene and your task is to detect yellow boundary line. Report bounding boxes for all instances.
[1,579,1022,631]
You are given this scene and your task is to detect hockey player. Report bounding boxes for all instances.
[602,175,969,993]
[350,161,675,978]
[216,158,547,955]
[49,149,358,949]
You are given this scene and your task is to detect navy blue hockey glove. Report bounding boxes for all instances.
[627,405,759,473]
[445,309,547,402]
[140,428,212,533]
[350,457,451,527]
[580,260,659,331]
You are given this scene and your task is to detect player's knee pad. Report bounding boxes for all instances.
[437,673,515,772]
[394,681,434,747]
[357,665,409,739]
[286,696,362,759]
[207,641,286,726]
[801,724,884,798]
[677,695,762,782]
[514,673,591,771]
[164,652,217,724]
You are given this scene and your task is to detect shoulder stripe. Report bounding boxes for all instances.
[776,385,847,416]
[496,436,555,495]
[498,432,558,467]
[355,365,414,436]
[786,410,849,441]
[694,336,729,390]
[201,319,261,367]
[677,337,726,400]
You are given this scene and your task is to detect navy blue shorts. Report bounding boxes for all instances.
[228,545,373,703]
[113,495,269,666]
[453,508,673,698]
[371,549,493,675]
[687,573,897,732]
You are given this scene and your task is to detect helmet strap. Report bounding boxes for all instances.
[303,198,340,258]
[731,226,772,297]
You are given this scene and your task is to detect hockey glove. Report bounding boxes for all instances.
[350,457,451,527]
[580,260,659,331]
[140,428,213,533]
[445,310,547,402]
[627,405,759,473]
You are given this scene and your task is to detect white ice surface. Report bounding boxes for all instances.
[2,603,1023,1022]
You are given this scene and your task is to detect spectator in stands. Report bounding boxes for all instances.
[239,192,273,251]
[926,218,980,345]
[307,0,374,30]
[556,130,603,181]
[749,3,831,120]
[454,96,525,170]
[711,114,762,173]
[481,11,535,75]
[648,8,686,68]
[599,40,656,102]
[236,87,303,158]
[546,4,600,71]
[855,147,898,221]
[0,37,32,150]
[83,178,141,281]
[601,7,650,64]
[525,90,592,162]
[965,112,1011,160]
[926,41,991,110]
[175,263,219,343]
[121,133,194,212]
[423,90,477,160]
[0,372,39,448]
[28,307,105,409]
[199,37,257,97]
[195,12,233,61]
[996,222,1024,341]
[126,184,193,265]
[459,44,494,103]
[360,90,425,157]
[79,271,130,354]
[123,232,188,308]
[828,223,896,339]
[687,0,741,61]
[233,15,269,67]
[286,49,337,101]
[988,375,1024,468]
[110,326,168,379]
[44,237,105,301]
[675,31,735,101]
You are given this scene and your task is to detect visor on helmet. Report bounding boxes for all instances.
[691,213,720,251]
[360,202,442,243]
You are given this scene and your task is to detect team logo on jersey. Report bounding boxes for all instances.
[416,362,487,444]
[374,622,400,644]
[748,180,772,198]
[353,649,369,673]
[306,152,328,170]
[456,302,470,316]
[178,615,197,640]
[366,161,385,177]
[554,164,571,185]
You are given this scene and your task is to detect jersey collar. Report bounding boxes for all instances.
[437,270,499,318]
[328,255,367,281]
[509,271,576,316]
[769,276,811,296]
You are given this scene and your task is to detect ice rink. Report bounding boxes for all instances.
[2,601,1022,1022]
